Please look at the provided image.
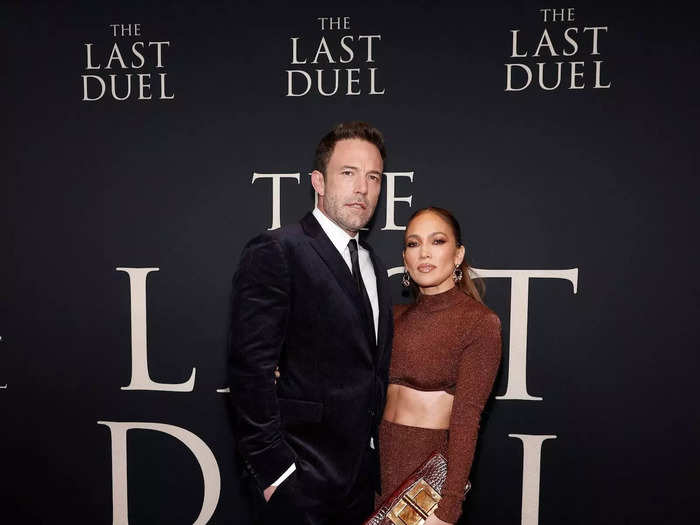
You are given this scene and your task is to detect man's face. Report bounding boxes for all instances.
[313,138,383,236]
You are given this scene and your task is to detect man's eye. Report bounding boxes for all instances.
[368,174,380,182]
[342,170,352,176]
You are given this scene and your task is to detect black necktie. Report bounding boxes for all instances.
[348,239,376,342]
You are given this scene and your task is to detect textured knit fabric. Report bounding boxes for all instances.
[379,286,502,523]
[376,419,448,508]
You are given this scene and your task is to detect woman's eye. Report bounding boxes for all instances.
[406,241,418,248]
[433,238,446,245]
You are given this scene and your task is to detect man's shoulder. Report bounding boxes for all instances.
[243,218,310,254]
[236,220,312,277]
[265,219,310,245]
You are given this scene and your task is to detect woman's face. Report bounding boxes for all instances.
[403,211,465,295]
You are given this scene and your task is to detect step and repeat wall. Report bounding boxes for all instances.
[3,2,698,524]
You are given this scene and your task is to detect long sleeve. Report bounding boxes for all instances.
[372,269,395,423]
[228,234,297,489]
[435,312,502,523]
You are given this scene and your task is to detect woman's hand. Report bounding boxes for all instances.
[425,514,452,525]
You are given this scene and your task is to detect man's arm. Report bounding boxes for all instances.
[264,463,297,501]
[228,234,296,490]
[376,270,394,422]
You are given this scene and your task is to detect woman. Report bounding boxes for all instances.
[376,207,502,524]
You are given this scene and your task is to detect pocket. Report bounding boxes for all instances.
[277,397,324,425]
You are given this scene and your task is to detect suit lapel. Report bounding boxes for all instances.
[301,213,371,340]
[365,241,390,361]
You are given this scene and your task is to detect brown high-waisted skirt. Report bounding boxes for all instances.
[375,419,449,508]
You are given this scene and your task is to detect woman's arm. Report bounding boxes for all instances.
[434,311,502,523]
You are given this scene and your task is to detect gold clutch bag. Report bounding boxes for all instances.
[364,451,471,525]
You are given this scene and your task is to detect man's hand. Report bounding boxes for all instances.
[425,514,452,525]
[263,484,277,502]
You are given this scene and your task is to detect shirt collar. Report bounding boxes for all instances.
[312,207,359,255]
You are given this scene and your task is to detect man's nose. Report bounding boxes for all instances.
[354,174,368,194]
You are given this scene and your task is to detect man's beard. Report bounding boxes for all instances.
[325,195,374,233]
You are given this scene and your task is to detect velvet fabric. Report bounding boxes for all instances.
[228,212,394,515]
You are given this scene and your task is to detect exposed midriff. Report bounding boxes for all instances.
[383,383,453,429]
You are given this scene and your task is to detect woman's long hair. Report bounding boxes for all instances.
[404,207,485,303]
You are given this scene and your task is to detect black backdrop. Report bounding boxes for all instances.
[3,2,699,524]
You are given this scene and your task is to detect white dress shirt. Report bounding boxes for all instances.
[270,208,379,488]
[311,207,379,339]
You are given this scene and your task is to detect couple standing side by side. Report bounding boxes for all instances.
[228,122,502,525]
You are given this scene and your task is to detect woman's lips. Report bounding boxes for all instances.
[417,264,435,273]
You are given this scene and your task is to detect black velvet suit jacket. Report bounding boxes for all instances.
[228,212,393,508]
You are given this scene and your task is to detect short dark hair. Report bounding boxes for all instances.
[314,121,386,175]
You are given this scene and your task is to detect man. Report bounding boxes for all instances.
[229,122,393,525]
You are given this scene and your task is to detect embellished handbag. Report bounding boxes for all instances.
[364,451,471,525]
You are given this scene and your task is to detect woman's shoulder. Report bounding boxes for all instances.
[456,293,502,330]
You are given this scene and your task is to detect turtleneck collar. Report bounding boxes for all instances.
[415,285,464,312]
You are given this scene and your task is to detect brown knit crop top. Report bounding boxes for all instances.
[389,286,502,522]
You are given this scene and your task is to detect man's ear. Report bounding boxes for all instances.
[311,170,325,197]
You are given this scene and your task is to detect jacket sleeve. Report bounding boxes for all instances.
[435,311,502,523]
[375,276,396,422]
[228,233,296,489]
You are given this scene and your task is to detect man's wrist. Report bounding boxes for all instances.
[271,462,296,487]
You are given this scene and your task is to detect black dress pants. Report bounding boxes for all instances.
[255,448,374,525]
